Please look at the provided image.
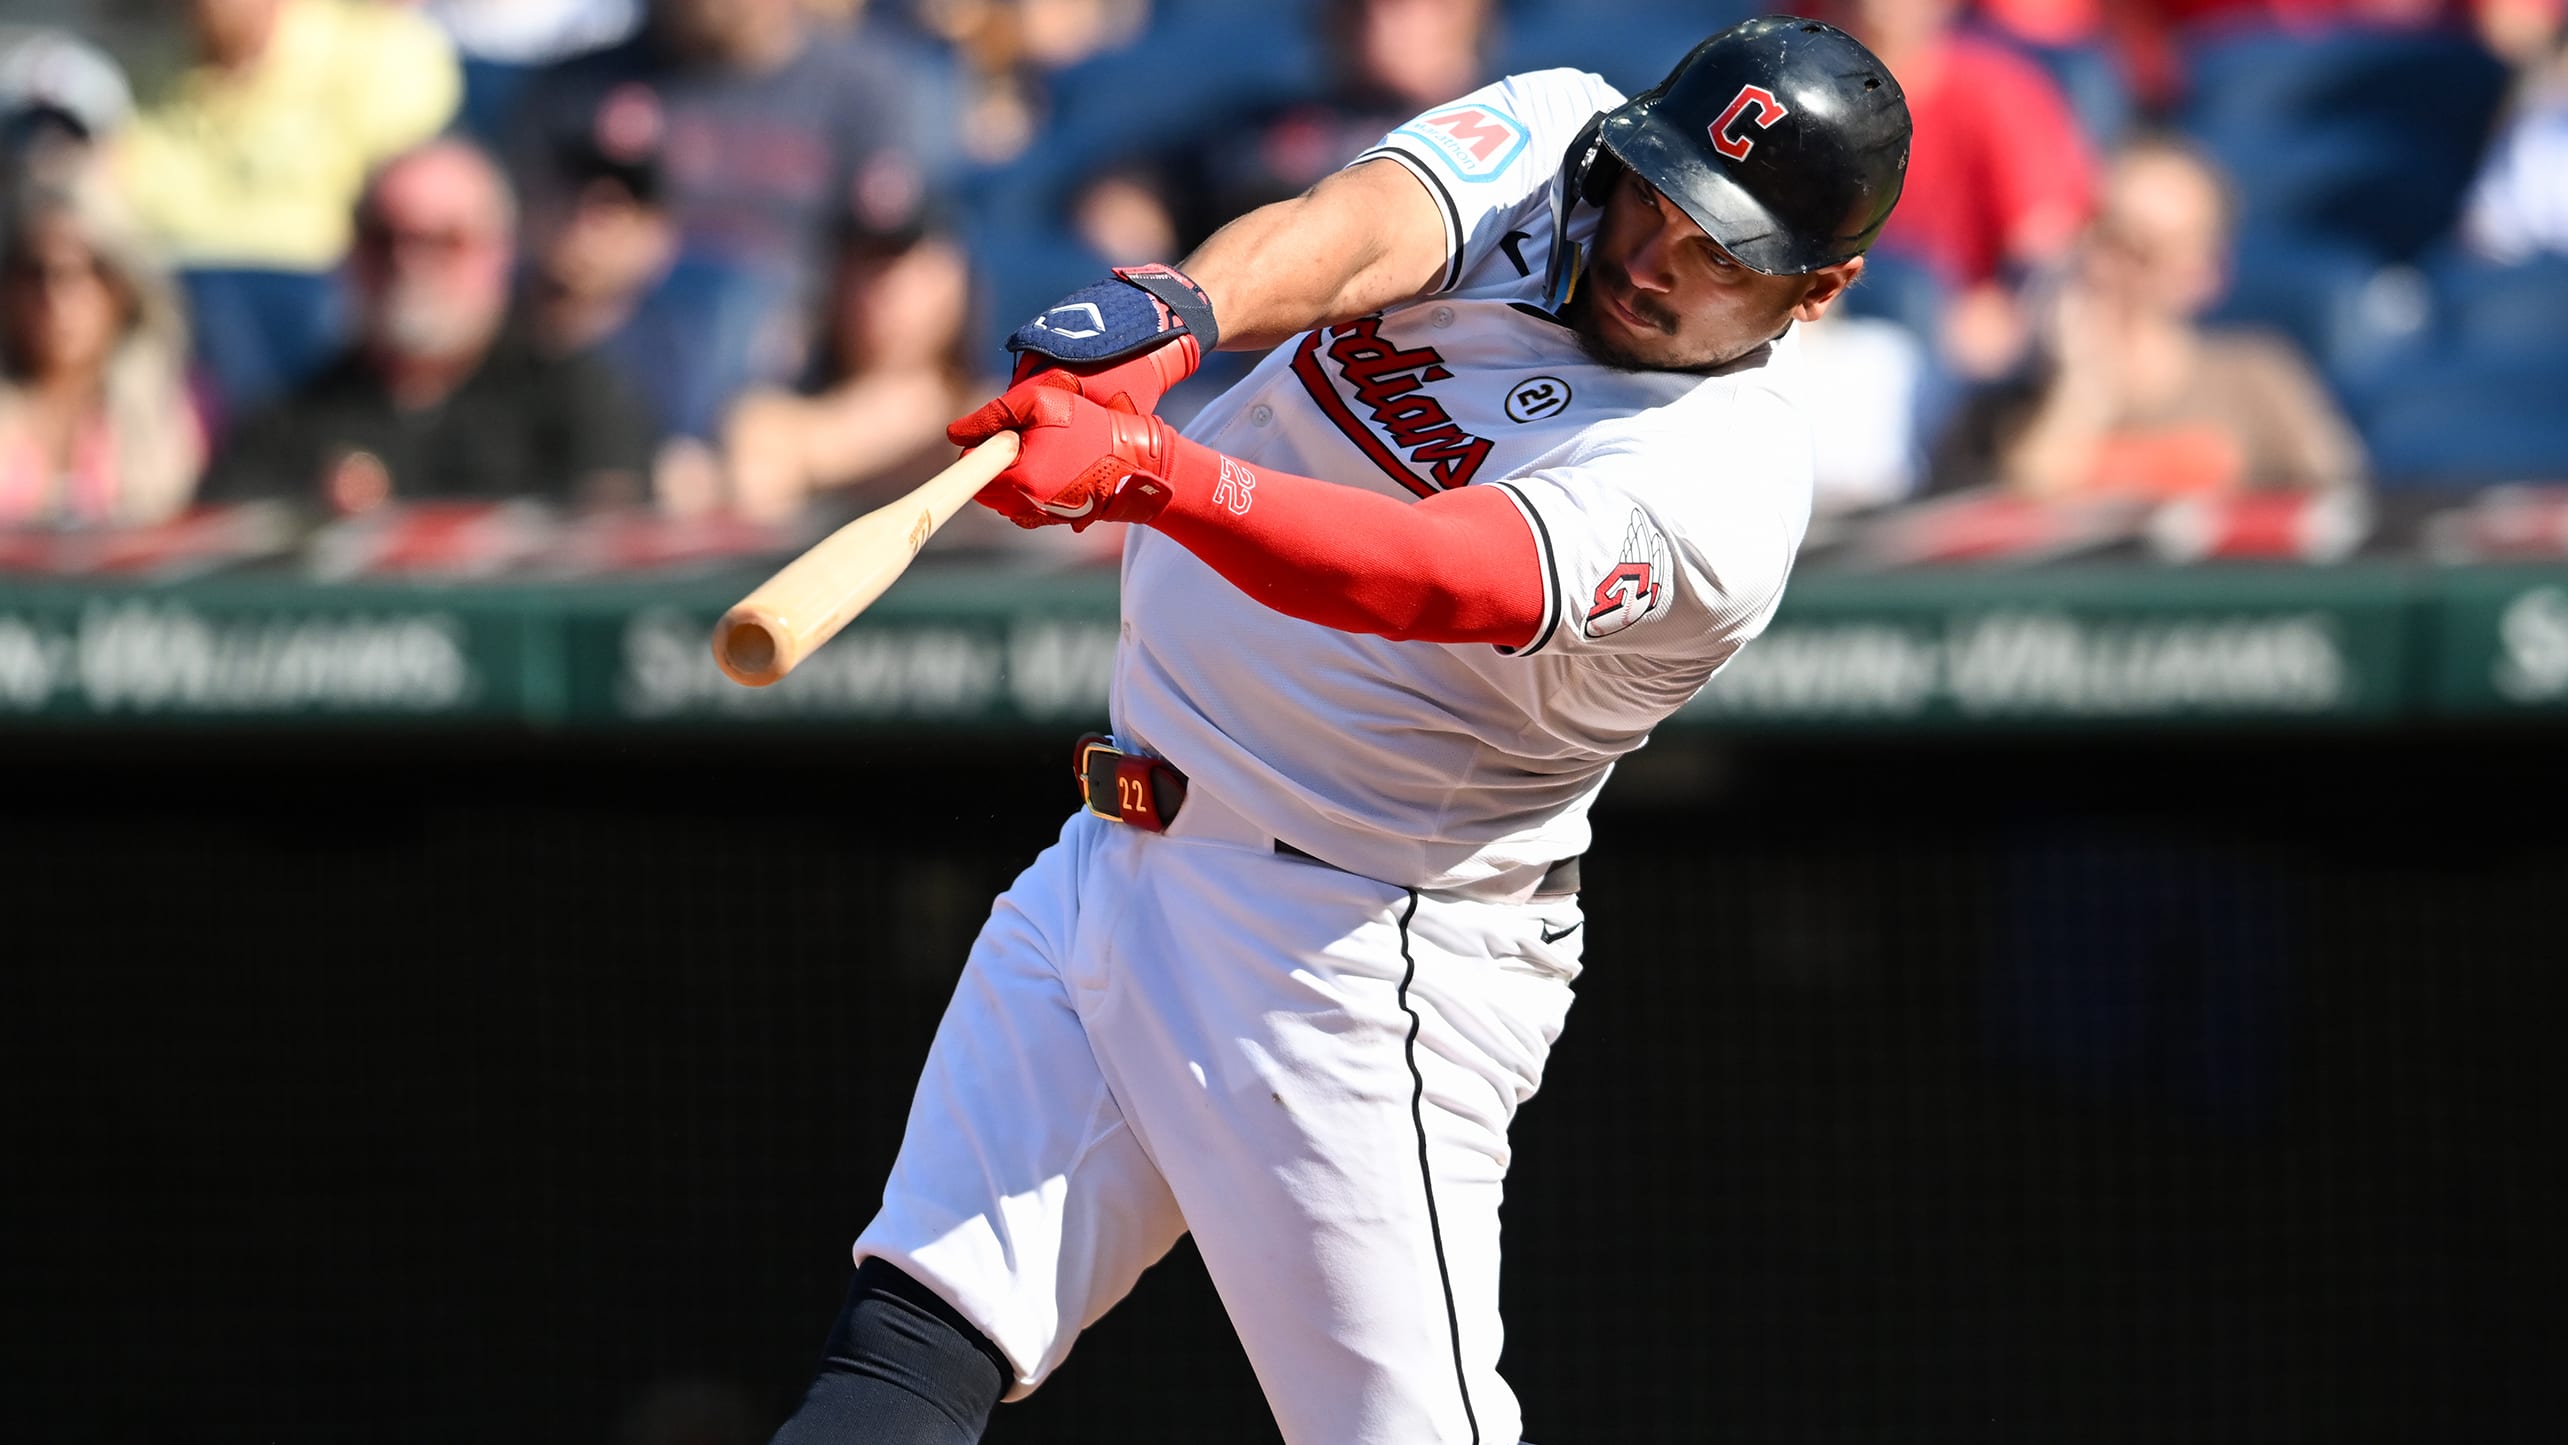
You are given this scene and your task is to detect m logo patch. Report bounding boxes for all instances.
[1585,510,1673,638]
[1394,105,1530,181]
[1708,85,1788,161]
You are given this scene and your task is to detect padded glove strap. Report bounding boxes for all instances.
[1006,265,1220,365]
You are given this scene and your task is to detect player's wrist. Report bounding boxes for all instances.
[1132,428,1258,529]
[986,267,1218,427]
[1110,265,1219,353]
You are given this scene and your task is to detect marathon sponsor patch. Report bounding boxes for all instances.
[1393,105,1530,181]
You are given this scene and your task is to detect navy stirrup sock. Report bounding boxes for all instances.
[767,1258,1010,1445]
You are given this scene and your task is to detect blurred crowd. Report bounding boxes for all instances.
[2,0,2566,566]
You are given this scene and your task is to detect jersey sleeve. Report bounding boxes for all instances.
[1352,68,1626,296]
[1483,388,1813,664]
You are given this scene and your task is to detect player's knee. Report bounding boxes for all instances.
[767,1258,1011,1445]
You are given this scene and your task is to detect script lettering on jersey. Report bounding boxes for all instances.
[1291,318,1495,498]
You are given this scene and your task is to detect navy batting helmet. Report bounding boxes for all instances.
[1573,15,1911,275]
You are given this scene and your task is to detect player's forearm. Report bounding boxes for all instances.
[1144,437,1542,646]
[1178,160,1451,352]
[1180,202,1398,351]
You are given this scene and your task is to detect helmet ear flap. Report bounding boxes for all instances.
[1581,147,1626,210]
[1566,112,1622,210]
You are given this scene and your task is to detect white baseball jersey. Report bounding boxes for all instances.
[836,67,1828,1445]
[1116,68,1817,899]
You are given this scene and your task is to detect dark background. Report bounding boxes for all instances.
[5,726,2561,1444]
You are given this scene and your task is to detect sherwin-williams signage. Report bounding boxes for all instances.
[5,563,2559,729]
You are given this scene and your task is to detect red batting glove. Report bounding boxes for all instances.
[947,335,1202,449]
[959,373,1190,530]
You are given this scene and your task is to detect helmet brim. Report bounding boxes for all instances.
[1598,100,1840,276]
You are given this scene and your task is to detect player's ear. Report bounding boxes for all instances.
[1790,255,1865,322]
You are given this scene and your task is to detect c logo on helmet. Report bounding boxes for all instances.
[1708,85,1789,161]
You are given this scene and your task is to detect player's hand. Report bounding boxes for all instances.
[948,342,1199,448]
[948,265,1216,443]
[962,372,1183,531]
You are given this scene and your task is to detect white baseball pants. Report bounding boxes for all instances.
[851,800,1584,1445]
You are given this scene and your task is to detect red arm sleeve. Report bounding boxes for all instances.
[1143,431,1545,648]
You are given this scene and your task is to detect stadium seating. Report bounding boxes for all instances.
[2211,229,2437,404]
[455,56,533,144]
[2352,251,2568,487]
[613,255,801,440]
[2176,26,2508,261]
[1837,248,1948,343]
[963,216,1112,360]
[176,267,348,423]
[988,7,1324,223]
[2361,349,2568,487]
[1994,29,2136,151]
[2428,252,2568,360]
[1497,5,1751,95]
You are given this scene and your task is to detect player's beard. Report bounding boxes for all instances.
[1564,254,1786,376]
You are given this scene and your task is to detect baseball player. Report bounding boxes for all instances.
[769,17,1911,1445]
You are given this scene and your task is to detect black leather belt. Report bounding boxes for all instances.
[1075,734,1581,896]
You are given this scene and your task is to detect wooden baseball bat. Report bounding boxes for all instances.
[712,431,1022,687]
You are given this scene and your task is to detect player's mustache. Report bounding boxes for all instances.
[1589,257,1678,334]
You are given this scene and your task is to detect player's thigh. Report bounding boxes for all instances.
[1092,840,1578,1445]
[856,814,1187,1399]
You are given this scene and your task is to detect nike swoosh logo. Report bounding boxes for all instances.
[1037,494,1099,519]
[1499,229,1535,278]
[1540,921,1581,944]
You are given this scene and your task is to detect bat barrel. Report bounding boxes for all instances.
[715,610,788,687]
[708,432,1021,689]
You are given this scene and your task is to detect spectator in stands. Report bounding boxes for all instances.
[2479,0,2568,66]
[1070,0,1493,264]
[117,0,461,271]
[1941,136,2365,500]
[714,205,980,521]
[413,0,645,139]
[1796,308,1932,514]
[1,26,133,191]
[2002,0,2562,106]
[1967,0,2136,147]
[419,0,643,66]
[1835,0,2096,379]
[2461,18,2568,261]
[520,124,779,443]
[921,0,1152,165]
[507,0,939,314]
[521,138,678,374]
[0,177,204,528]
[205,139,659,511]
